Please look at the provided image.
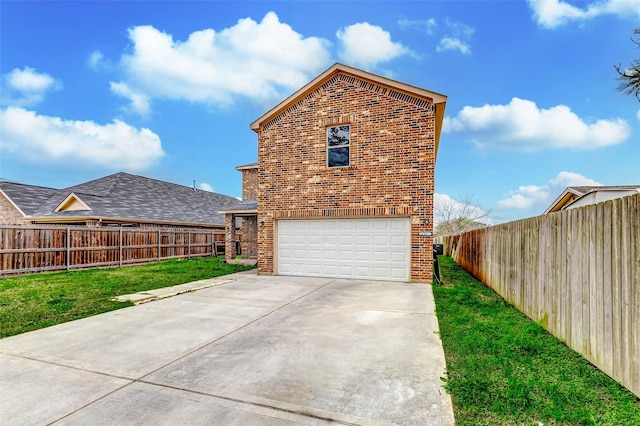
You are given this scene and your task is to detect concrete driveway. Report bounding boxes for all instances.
[0,270,454,425]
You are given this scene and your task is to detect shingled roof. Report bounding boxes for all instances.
[2,173,245,227]
[0,181,62,216]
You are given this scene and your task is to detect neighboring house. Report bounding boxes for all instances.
[0,181,61,225]
[544,185,640,214]
[221,63,447,283]
[0,172,244,230]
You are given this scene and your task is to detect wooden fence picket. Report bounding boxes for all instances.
[0,225,227,276]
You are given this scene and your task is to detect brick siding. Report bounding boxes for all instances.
[224,214,238,259]
[241,168,258,201]
[241,216,258,258]
[256,72,436,282]
[0,193,29,225]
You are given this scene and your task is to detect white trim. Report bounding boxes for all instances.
[54,192,91,212]
[326,124,351,168]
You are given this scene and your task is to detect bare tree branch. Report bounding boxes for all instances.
[434,193,491,236]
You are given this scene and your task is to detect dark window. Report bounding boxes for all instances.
[327,125,350,167]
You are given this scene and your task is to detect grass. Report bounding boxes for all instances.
[0,257,255,338]
[433,256,640,426]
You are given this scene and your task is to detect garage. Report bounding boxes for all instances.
[277,217,410,282]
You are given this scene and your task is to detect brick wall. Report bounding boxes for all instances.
[224,214,237,259]
[241,216,258,258]
[256,72,436,282]
[0,192,29,225]
[241,168,258,201]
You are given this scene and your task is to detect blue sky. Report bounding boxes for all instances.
[1,0,639,223]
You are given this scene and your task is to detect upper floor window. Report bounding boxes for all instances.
[327,125,350,168]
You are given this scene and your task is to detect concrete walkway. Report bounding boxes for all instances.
[0,271,454,425]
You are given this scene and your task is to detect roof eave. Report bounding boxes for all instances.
[434,103,446,160]
[250,63,447,133]
[235,163,259,171]
[218,209,258,216]
[544,188,584,214]
[27,215,226,229]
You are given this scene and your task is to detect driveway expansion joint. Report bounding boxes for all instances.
[113,278,235,304]
[1,273,454,425]
[294,302,436,315]
[136,379,362,426]
[136,279,339,382]
[0,352,136,383]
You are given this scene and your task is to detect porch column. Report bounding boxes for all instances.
[242,216,258,259]
[224,213,237,261]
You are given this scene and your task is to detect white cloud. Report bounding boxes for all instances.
[528,0,640,28]
[444,97,630,151]
[0,106,164,171]
[88,51,104,68]
[337,22,410,68]
[397,18,438,35]
[198,182,214,192]
[437,37,471,54]
[436,19,474,54]
[5,67,58,92]
[1,67,61,107]
[110,81,151,116]
[111,12,331,114]
[87,50,114,71]
[498,171,602,209]
[637,109,640,121]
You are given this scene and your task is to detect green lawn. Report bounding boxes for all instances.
[0,257,255,338]
[434,256,640,426]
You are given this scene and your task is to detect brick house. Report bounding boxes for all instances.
[1,173,243,232]
[221,63,446,283]
[0,182,61,225]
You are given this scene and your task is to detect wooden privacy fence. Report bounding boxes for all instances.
[0,225,227,275]
[448,193,639,398]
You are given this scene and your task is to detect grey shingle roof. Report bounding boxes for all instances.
[5,173,245,226]
[239,200,258,210]
[0,182,63,216]
[236,162,258,169]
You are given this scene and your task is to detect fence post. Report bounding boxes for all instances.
[211,232,214,257]
[188,230,191,259]
[119,228,123,267]
[158,229,161,261]
[66,226,70,270]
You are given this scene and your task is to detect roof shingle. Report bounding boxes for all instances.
[2,173,245,226]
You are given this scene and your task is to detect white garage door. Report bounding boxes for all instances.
[277,218,410,282]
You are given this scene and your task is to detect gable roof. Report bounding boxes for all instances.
[3,173,245,227]
[545,185,640,214]
[54,193,92,212]
[0,181,63,216]
[250,63,447,154]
